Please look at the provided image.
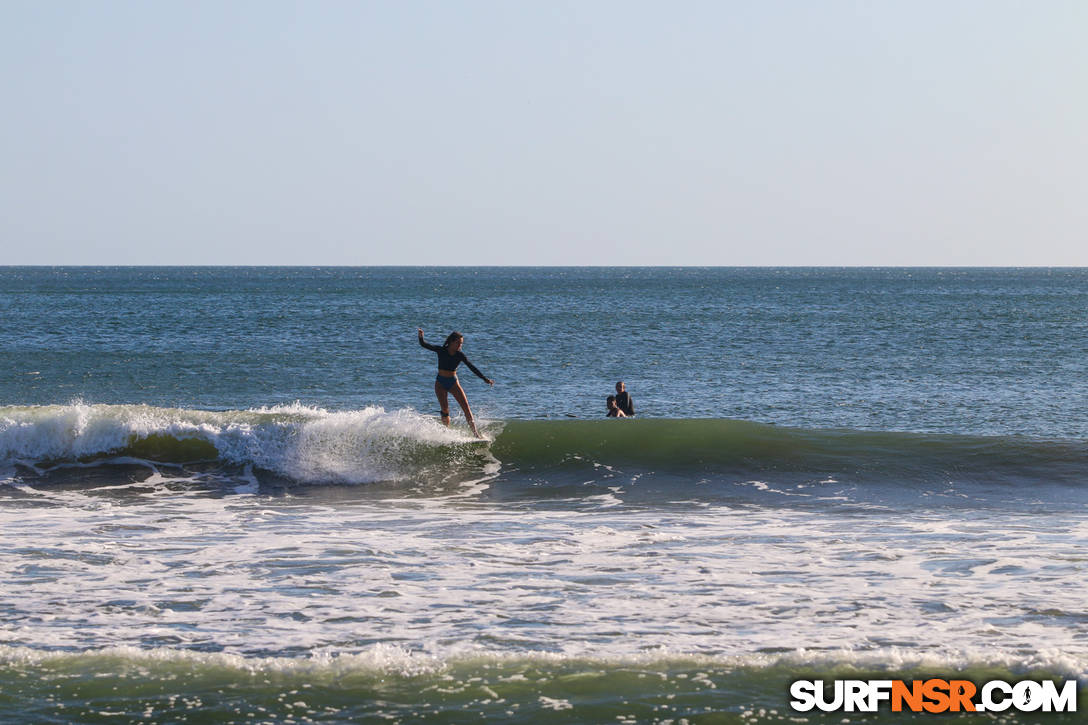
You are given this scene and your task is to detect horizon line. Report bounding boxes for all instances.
[3,264,1087,270]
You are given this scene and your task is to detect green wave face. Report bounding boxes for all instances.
[3,405,1087,487]
[491,419,1088,482]
[123,432,221,461]
[0,647,1083,724]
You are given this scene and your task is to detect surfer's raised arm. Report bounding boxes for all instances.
[417,328,442,353]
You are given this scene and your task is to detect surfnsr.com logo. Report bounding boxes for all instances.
[789,679,1078,714]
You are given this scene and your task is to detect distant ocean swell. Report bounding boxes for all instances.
[0,645,1083,724]
[2,404,1086,490]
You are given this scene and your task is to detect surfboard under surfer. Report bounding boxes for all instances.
[417,328,493,438]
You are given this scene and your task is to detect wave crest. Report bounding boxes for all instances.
[0,403,489,484]
[4,405,1087,487]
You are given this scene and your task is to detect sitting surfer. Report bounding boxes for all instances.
[614,381,635,416]
[606,395,627,418]
[418,328,493,437]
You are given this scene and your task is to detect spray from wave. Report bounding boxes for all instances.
[0,403,491,484]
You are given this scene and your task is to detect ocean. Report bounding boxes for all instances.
[1,267,1086,723]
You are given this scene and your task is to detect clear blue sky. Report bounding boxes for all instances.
[2,1,1085,265]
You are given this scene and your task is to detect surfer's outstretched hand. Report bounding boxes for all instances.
[486,378,495,387]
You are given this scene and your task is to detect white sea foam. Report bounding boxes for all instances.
[1,482,1086,677]
[0,642,444,677]
[0,402,484,483]
[0,643,1082,683]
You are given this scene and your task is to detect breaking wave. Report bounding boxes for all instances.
[2,404,1086,487]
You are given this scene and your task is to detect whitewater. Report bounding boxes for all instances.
[2,267,1086,722]
[2,402,1087,722]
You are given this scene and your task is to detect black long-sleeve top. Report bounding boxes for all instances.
[420,339,489,381]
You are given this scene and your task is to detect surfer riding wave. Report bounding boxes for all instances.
[418,328,493,438]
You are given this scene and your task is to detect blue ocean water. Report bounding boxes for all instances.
[1,267,1086,722]
[4,266,1086,434]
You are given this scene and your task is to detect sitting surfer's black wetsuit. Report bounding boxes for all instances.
[419,339,489,382]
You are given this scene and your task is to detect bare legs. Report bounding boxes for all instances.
[434,379,451,424]
[450,383,480,438]
[434,377,480,437]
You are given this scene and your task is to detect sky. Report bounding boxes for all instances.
[1,1,1086,266]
